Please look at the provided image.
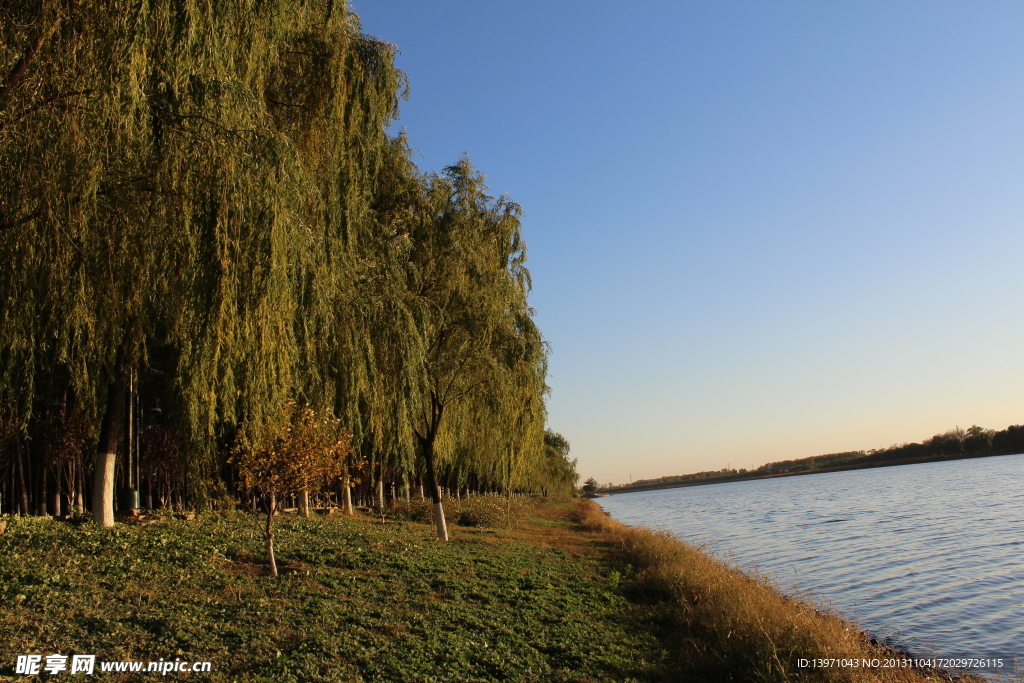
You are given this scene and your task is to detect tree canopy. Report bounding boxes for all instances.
[0,0,575,527]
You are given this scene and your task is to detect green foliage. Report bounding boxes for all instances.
[408,158,550,495]
[0,1,571,511]
[0,510,673,682]
[539,430,578,496]
[0,0,412,503]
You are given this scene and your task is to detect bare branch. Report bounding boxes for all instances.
[0,89,94,134]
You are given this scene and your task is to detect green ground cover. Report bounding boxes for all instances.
[0,503,675,682]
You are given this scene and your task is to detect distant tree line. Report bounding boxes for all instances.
[603,424,1024,494]
[0,1,577,538]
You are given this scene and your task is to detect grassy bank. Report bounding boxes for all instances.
[0,499,992,682]
[571,499,992,683]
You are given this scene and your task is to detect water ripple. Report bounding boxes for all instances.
[598,453,1024,679]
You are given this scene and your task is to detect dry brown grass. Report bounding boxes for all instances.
[571,498,980,683]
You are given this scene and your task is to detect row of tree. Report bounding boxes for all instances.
[0,0,577,539]
[602,423,1024,493]
[748,424,1024,477]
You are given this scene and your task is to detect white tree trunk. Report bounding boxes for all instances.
[93,449,116,527]
[93,356,128,527]
[433,499,449,541]
[342,470,354,515]
[266,492,278,576]
[298,490,309,518]
[74,464,85,513]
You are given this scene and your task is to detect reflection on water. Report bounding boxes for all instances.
[597,453,1024,678]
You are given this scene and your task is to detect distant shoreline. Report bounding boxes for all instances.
[601,449,1024,495]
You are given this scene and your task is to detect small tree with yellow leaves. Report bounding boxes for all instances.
[232,401,352,576]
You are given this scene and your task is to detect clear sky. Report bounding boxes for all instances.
[353,1,1024,485]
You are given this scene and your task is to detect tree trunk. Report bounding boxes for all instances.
[419,432,448,542]
[298,489,309,518]
[265,492,278,576]
[75,458,85,513]
[93,366,128,527]
[15,440,29,515]
[38,449,48,516]
[342,469,353,516]
[376,478,384,511]
[66,460,76,513]
[51,466,61,518]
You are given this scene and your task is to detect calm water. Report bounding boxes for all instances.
[598,454,1024,677]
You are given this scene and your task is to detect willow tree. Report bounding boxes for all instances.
[0,1,409,524]
[323,134,427,514]
[405,158,548,541]
[536,430,578,496]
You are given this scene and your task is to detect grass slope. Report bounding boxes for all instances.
[0,501,672,682]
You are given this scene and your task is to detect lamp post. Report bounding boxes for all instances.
[118,369,140,512]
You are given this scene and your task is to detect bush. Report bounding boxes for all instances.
[388,498,436,525]
[389,495,537,528]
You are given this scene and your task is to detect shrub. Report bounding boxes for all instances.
[389,495,537,528]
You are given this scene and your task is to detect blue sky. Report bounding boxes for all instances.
[354,1,1024,484]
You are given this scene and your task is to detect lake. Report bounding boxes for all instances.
[597,453,1024,679]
